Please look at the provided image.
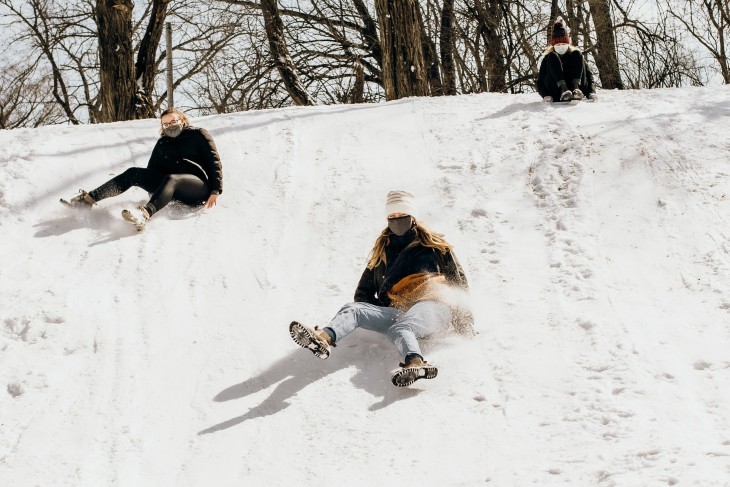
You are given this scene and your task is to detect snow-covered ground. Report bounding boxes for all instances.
[1,86,730,486]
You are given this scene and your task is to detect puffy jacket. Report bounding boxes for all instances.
[354,230,474,334]
[147,126,223,194]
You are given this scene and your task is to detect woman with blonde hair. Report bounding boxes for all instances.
[290,190,473,387]
[61,107,223,230]
[537,17,596,103]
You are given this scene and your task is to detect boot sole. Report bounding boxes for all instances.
[121,210,146,231]
[391,364,438,387]
[289,321,330,359]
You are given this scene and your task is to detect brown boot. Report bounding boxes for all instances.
[559,84,573,102]
[391,356,438,387]
[121,206,150,231]
[289,321,334,359]
[572,84,584,101]
[60,189,95,208]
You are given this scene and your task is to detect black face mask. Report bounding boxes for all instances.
[388,216,414,236]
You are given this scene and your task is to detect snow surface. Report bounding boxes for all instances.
[1,87,730,486]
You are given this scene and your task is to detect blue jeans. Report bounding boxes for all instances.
[326,301,452,359]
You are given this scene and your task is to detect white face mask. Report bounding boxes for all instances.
[554,44,569,55]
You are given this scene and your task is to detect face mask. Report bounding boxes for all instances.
[554,44,569,55]
[163,125,183,138]
[388,216,413,236]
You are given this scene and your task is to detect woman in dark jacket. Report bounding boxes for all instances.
[290,190,474,387]
[61,108,223,230]
[537,17,596,103]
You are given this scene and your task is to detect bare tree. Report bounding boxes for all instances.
[135,0,171,117]
[587,0,623,89]
[260,0,314,105]
[374,0,429,100]
[668,0,730,84]
[0,61,64,128]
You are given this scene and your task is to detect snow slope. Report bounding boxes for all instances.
[1,86,730,486]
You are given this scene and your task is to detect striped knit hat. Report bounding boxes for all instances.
[384,190,417,218]
[551,18,570,45]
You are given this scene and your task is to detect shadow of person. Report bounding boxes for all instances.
[199,331,425,435]
[33,210,138,246]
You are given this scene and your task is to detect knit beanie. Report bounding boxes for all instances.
[551,18,570,45]
[384,190,417,218]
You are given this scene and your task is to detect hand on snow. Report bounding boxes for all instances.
[543,96,553,103]
[588,93,598,101]
[205,193,219,209]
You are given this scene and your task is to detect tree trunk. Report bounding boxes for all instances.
[351,61,365,103]
[261,0,315,106]
[374,0,430,100]
[587,0,624,89]
[440,0,457,95]
[95,0,136,122]
[135,0,170,118]
[474,0,507,92]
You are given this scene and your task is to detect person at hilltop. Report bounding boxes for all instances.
[537,17,596,103]
[61,107,223,230]
[289,190,475,387]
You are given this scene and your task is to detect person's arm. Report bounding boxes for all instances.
[354,266,379,305]
[146,139,163,170]
[536,56,549,98]
[440,250,469,290]
[198,128,223,196]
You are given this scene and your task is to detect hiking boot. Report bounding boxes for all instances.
[122,206,150,231]
[60,189,95,208]
[560,87,573,102]
[572,88,584,101]
[289,321,334,359]
[390,356,438,387]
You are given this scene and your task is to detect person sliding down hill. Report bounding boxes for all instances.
[537,17,597,103]
[289,190,475,387]
[61,108,223,231]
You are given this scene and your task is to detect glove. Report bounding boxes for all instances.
[543,96,553,103]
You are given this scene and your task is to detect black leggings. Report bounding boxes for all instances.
[541,51,592,99]
[88,167,209,216]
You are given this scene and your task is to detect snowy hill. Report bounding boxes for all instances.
[1,86,730,486]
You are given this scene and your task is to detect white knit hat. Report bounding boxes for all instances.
[384,190,417,218]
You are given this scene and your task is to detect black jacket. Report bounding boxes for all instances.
[354,231,469,307]
[537,49,595,98]
[147,126,223,194]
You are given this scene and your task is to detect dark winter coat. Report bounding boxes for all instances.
[147,126,223,194]
[537,48,595,99]
[354,230,473,333]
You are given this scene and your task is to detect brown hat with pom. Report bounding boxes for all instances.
[551,18,570,45]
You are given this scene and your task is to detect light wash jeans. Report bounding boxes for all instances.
[326,300,452,359]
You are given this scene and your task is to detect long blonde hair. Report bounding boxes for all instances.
[366,220,453,269]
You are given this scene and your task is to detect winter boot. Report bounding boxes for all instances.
[122,206,150,231]
[559,85,573,102]
[60,189,95,208]
[572,86,584,101]
[390,356,438,387]
[289,321,334,359]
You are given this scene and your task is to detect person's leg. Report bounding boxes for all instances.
[144,174,209,216]
[563,50,586,91]
[386,300,452,360]
[88,167,165,203]
[325,302,399,343]
[543,52,569,99]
